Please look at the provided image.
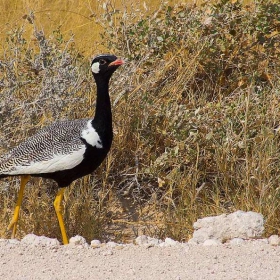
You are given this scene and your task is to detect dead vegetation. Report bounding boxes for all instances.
[0,0,280,243]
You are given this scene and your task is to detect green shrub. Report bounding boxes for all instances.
[1,0,280,242]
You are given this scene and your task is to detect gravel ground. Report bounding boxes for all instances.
[1,237,280,280]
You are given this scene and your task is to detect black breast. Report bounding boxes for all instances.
[36,140,112,188]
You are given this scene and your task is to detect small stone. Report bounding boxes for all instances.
[148,237,162,246]
[203,239,222,246]
[229,238,245,245]
[135,235,162,247]
[268,235,280,246]
[69,235,88,247]
[164,237,179,247]
[91,239,101,248]
[21,234,60,247]
[106,241,118,248]
[135,235,148,246]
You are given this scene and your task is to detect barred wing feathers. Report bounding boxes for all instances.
[0,119,93,175]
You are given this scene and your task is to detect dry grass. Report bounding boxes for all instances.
[0,0,178,56]
[0,0,280,243]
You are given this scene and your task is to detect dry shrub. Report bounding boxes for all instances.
[1,0,280,242]
[0,21,123,241]
[101,0,280,239]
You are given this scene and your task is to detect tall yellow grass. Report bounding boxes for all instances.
[0,0,279,243]
[0,0,179,56]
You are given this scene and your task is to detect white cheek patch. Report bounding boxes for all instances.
[81,120,103,148]
[91,62,100,74]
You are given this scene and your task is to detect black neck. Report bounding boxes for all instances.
[91,75,113,147]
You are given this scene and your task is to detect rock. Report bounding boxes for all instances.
[135,235,148,246]
[190,210,264,244]
[165,237,178,246]
[69,235,88,247]
[229,238,246,245]
[147,237,163,246]
[203,239,222,246]
[21,234,60,247]
[106,241,118,248]
[91,239,102,248]
[159,237,179,247]
[135,235,162,247]
[106,241,125,250]
[268,235,280,246]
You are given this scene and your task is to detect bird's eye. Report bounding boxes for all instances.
[99,59,106,65]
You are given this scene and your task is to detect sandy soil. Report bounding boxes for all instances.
[1,239,280,280]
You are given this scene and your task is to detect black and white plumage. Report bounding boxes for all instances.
[0,119,103,186]
[0,54,124,244]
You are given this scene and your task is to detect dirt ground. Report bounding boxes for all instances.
[1,238,280,280]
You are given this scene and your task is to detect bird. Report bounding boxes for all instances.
[0,54,124,244]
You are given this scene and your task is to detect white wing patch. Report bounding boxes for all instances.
[81,120,103,148]
[91,62,100,74]
[9,146,86,175]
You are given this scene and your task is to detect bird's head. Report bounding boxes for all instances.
[91,54,124,80]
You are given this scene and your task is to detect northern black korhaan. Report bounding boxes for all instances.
[0,54,124,244]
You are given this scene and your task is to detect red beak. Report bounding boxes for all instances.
[109,58,125,67]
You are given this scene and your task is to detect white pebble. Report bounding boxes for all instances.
[164,237,179,247]
[69,235,88,247]
[229,238,245,245]
[91,239,101,248]
[135,235,162,247]
[135,235,148,245]
[106,241,118,248]
[268,235,280,246]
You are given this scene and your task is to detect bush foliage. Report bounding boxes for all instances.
[0,0,280,242]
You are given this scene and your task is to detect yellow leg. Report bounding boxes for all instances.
[53,188,69,245]
[8,175,30,238]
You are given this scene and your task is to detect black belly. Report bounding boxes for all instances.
[34,145,110,188]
